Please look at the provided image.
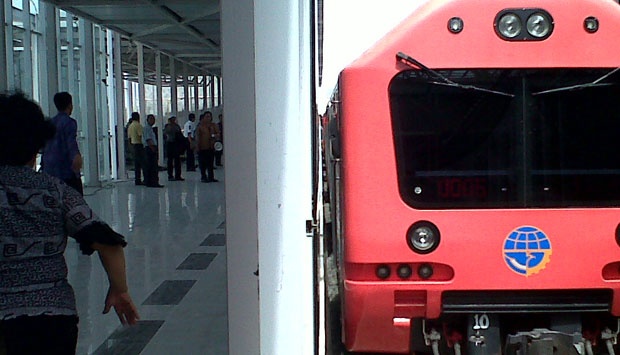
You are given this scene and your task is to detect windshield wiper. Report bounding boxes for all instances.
[531,67,620,96]
[396,52,515,97]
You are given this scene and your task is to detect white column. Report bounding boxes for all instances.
[3,0,14,90]
[21,0,33,96]
[218,76,223,106]
[0,0,8,92]
[138,43,146,120]
[67,15,76,95]
[202,75,208,110]
[113,32,126,180]
[222,1,259,351]
[39,2,59,116]
[194,75,199,112]
[209,75,215,108]
[170,56,178,117]
[0,1,4,92]
[222,0,313,353]
[156,51,164,164]
[183,63,190,115]
[127,81,133,113]
[80,19,99,187]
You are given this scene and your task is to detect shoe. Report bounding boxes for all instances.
[146,184,164,188]
[135,181,144,186]
[168,177,176,181]
[208,178,219,182]
[175,177,185,181]
[201,178,210,183]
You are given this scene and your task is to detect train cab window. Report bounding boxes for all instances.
[389,68,620,208]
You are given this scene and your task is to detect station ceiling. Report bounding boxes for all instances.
[45,0,221,82]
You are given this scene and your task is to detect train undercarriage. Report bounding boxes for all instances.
[411,314,620,355]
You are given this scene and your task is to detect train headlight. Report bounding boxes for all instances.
[448,17,464,34]
[584,17,599,33]
[407,221,440,254]
[497,13,522,39]
[495,9,553,41]
[526,13,552,38]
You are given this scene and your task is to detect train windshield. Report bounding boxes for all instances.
[389,68,620,208]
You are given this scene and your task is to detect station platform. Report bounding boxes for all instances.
[66,168,228,354]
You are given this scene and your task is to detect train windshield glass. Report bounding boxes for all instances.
[389,68,620,208]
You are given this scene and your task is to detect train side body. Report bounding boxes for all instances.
[329,0,620,352]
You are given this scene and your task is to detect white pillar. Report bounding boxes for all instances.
[222,0,313,353]
[21,0,33,96]
[138,43,146,121]
[202,75,208,110]
[170,56,178,117]
[194,75,199,112]
[113,32,126,180]
[183,62,190,114]
[3,0,14,90]
[209,75,215,108]
[156,51,165,165]
[0,0,8,92]
[222,1,259,352]
[80,19,99,187]
[39,2,59,116]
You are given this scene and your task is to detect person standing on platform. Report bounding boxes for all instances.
[42,92,84,195]
[142,114,163,188]
[183,113,197,171]
[0,92,140,355]
[214,113,224,167]
[164,116,184,181]
[127,112,146,185]
[196,111,220,183]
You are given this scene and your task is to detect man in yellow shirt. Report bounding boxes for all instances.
[127,112,145,185]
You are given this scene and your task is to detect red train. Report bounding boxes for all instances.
[322,0,620,353]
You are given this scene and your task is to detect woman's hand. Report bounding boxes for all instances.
[103,287,140,325]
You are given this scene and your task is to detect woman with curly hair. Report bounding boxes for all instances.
[0,92,139,354]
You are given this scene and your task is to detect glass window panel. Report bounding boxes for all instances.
[389,68,620,209]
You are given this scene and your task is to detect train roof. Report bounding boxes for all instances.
[345,0,620,71]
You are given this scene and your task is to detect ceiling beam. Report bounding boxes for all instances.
[136,0,220,50]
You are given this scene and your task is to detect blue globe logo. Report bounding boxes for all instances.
[503,226,552,276]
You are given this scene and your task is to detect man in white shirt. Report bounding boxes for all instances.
[183,113,197,171]
[143,114,163,187]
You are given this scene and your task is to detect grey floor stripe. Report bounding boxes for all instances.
[142,280,197,305]
[92,320,164,355]
[177,253,217,270]
[200,233,226,246]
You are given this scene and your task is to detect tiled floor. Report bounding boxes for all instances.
[65,167,228,354]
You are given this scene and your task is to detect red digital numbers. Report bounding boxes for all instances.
[437,177,488,199]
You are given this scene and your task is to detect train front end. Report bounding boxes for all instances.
[333,0,620,353]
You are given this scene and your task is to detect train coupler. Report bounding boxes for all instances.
[600,320,620,355]
[505,328,586,355]
[422,320,442,355]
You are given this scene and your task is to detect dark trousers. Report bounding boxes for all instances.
[1,315,78,355]
[132,143,146,183]
[186,142,196,171]
[63,176,84,196]
[166,142,182,179]
[198,149,215,180]
[215,149,223,166]
[144,147,159,186]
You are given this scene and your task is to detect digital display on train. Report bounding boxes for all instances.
[389,68,620,208]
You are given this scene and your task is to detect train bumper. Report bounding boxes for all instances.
[343,281,620,354]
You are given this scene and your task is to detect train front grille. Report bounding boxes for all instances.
[442,290,612,314]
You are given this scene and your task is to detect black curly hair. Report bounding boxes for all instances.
[0,92,56,166]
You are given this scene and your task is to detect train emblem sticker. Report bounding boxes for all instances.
[503,226,552,276]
